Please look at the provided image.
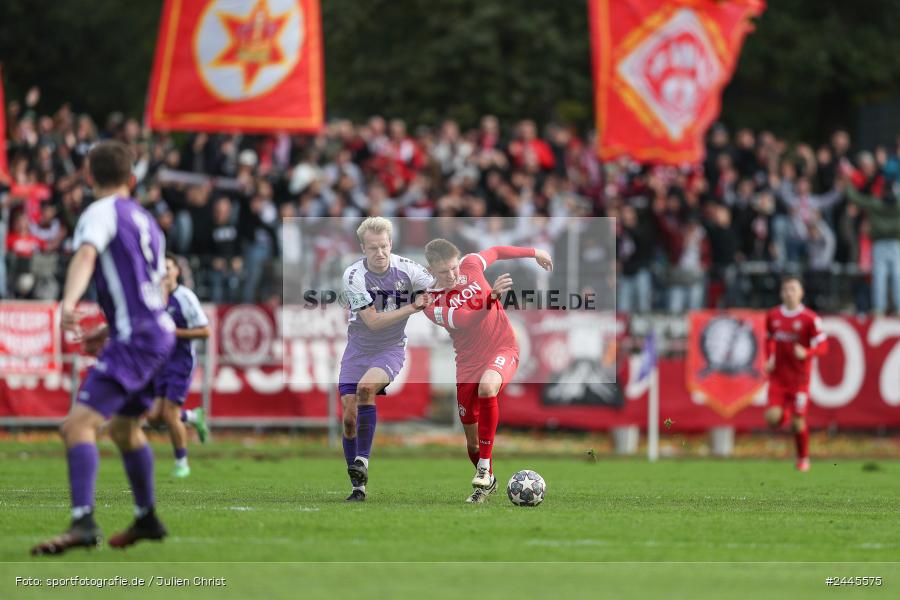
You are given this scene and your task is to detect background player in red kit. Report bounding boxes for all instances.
[764,276,828,472]
[422,239,553,503]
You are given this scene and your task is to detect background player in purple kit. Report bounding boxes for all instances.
[31,141,176,555]
[338,217,433,501]
[145,253,211,479]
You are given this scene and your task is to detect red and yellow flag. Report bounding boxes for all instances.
[147,0,323,133]
[589,0,765,164]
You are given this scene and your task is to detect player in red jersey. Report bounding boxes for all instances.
[764,276,828,472]
[421,239,553,503]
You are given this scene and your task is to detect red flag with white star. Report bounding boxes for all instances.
[147,0,323,133]
[589,0,764,164]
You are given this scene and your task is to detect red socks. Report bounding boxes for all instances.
[477,395,499,466]
[795,426,809,460]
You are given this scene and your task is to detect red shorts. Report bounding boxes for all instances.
[767,383,810,423]
[455,348,519,425]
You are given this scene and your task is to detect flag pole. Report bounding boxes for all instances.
[648,365,659,462]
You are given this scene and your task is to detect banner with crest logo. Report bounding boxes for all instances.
[147,0,323,133]
[588,0,765,164]
[686,310,767,418]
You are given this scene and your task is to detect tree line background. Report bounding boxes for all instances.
[1,0,899,143]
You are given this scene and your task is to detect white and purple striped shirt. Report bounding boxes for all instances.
[73,194,173,343]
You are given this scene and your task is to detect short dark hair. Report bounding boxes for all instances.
[781,275,803,288]
[424,238,461,265]
[88,141,134,188]
[165,252,183,284]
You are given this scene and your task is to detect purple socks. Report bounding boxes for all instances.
[356,405,377,460]
[174,447,187,460]
[67,443,99,512]
[121,445,155,511]
[67,442,156,517]
[342,435,357,466]
[342,404,377,466]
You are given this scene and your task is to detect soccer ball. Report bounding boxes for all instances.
[507,470,546,506]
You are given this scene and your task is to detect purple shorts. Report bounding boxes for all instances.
[338,343,405,397]
[77,333,174,419]
[153,370,193,405]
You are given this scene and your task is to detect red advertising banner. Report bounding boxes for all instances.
[490,313,900,432]
[621,315,900,432]
[589,0,765,164]
[0,302,60,375]
[2,308,899,432]
[147,0,324,133]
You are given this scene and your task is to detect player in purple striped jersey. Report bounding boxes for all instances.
[338,217,434,501]
[338,218,433,501]
[31,142,175,556]
[337,217,509,501]
[145,254,210,479]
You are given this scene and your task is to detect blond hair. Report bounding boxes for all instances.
[424,238,461,265]
[356,216,394,243]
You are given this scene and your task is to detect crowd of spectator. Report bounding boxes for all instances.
[2,86,900,315]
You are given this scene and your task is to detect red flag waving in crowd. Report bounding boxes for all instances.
[147,0,323,133]
[589,0,765,164]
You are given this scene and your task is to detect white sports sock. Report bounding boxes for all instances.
[183,409,195,424]
[352,485,366,493]
[355,456,369,469]
[477,458,491,471]
[72,506,92,520]
[175,457,188,468]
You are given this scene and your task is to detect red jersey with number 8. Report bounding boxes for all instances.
[424,247,533,383]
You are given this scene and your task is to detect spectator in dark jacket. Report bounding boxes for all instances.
[616,204,654,313]
[704,203,738,307]
[238,192,278,303]
[653,196,711,313]
[737,190,778,262]
[205,196,241,303]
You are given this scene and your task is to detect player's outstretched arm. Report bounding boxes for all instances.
[477,246,552,272]
[60,244,99,335]
[357,292,431,331]
[176,326,212,339]
[478,246,534,267]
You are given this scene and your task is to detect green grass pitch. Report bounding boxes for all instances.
[1,438,898,599]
